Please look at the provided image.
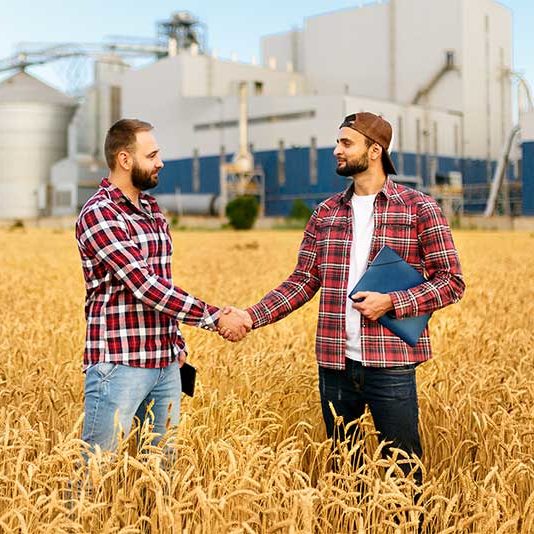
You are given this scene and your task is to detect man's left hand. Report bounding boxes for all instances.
[351,291,394,321]
[178,351,187,368]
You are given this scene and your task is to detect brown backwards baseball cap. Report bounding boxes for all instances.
[339,112,397,175]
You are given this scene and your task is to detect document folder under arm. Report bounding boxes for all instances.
[349,245,430,346]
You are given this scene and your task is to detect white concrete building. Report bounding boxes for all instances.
[45,0,526,218]
[262,0,513,165]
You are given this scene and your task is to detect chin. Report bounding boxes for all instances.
[336,168,352,178]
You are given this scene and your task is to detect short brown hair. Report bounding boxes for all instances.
[104,119,153,170]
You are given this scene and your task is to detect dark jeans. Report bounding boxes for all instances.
[319,358,423,486]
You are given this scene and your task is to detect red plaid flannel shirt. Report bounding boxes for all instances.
[75,178,220,369]
[247,178,465,369]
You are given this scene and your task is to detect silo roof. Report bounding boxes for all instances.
[0,71,76,106]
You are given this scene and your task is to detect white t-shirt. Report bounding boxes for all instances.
[346,193,376,361]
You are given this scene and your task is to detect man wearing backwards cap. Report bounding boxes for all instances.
[221,112,465,487]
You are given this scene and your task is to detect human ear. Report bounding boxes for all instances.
[117,151,131,171]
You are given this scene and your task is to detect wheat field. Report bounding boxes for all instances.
[0,227,533,533]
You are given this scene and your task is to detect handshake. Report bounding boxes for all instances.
[217,306,253,342]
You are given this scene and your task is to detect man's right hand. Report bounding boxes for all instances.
[217,306,253,342]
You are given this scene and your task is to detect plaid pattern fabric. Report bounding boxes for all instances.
[247,178,465,369]
[75,178,220,369]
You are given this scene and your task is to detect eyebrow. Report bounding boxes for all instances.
[146,148,160,157]
[337,137,353,143]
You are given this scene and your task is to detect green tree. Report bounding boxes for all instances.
[225,196,259,230]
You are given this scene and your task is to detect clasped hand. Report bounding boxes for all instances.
[351,291,394,321]
[217,306,252,342]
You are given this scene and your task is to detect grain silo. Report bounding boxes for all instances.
[0,71,76,219]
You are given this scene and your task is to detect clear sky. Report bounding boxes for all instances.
[0,0,532,93]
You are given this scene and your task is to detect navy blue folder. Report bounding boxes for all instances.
[349,245,430,346]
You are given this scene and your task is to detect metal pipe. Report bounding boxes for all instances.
[484,125,520,217]
[238,81,248,157]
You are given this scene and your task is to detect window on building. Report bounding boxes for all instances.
[278,140,286,186]
[194,110,316,131]
[192,148,200,192]
[254,81,264,96]
[310,136,318,185]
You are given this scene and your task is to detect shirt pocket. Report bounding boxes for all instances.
[381,211,417,228]
[376,211,418,258]
[315,217,349,273]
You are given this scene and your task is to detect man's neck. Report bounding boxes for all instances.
[108,172,141,208]
[352,171,387,196]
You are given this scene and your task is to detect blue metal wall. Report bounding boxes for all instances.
[154,147,514,216]
[522,142,534,215]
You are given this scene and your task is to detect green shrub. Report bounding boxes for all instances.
[289,199,313,221]
[225,196,259,230]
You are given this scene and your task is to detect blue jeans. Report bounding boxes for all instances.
[81,361,182,453]
[319,358,423,485]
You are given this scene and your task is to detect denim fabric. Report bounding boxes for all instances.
[81,361,181,452]
[319,358,422,484]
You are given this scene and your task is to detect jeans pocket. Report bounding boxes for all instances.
[95,362,119,380]
[379,365,416,376]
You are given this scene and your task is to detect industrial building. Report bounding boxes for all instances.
[0,72,76,219]
[0,0,533,220]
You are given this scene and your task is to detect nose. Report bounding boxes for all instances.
[156,158,164,169]
[333,144,342,157]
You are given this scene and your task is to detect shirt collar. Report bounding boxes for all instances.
[340,176,401,205]
[100,177,152,210]
[100,177,127,204]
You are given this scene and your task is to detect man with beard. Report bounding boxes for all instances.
[75,119,251,453]
[221,112,465,489]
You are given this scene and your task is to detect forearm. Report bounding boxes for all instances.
[135,273,220,329]
[247,209,321,328]
[247,271,320,328]
[389,270,465,319]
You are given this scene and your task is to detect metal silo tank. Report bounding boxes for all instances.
[0,71,76,219]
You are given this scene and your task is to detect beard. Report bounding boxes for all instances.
[131,160,159,191]
[335,151,369,177]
